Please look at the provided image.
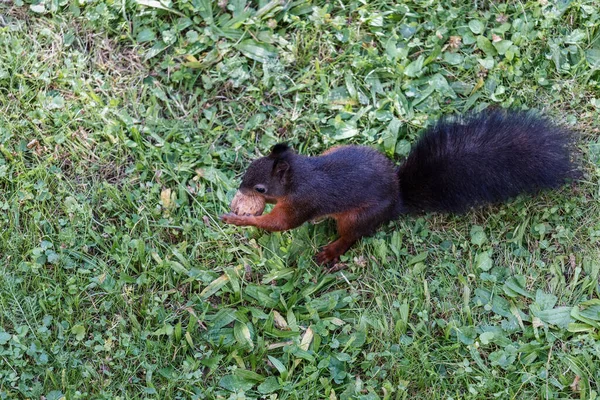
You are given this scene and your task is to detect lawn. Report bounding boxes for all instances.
[1,0,599,398]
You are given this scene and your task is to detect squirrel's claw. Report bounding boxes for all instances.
[315,247,340,267]
[220,213,250,226]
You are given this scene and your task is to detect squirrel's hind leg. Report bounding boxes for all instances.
[315,201,397,267]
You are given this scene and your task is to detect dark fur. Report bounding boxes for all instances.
[398,110,576,213]
[223,110,577,265]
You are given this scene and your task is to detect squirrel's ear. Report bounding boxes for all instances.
[273,159,291,185]
[269,143,292,184]
[268,143,292,158]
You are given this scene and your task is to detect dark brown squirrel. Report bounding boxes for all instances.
[221,110,577,266]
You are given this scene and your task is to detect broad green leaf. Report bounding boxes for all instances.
[263,268,295,284]
[535,307,573,329]
[168,260,190,277]
[493,40,513,55]
[586,48,600,69]
[332,121,359,140]
[236,40,278,63]
[255,0,279,18]
[136,28,156,43]
[45,391,65,400]
[503,275,533,299]
[210,309,237,330]
[470,225,487,246]
[71,324,85,341]
[477,36,497,56]
[152,324,174,336]
[234,368,266,382]
[404,55,424,78]
[565,29,586,44]
[535,290,557,310]
[571,301,600,327]
[475,250,493,271]
[479,331,495,345]
[258,376,280,394]
[408,251,428,265]
[267,355,288,377]
[200,274,229,299]
[244,284,279,308]
[234,321,254,349]
[478,57,495,69]
[489,347,516,369]
[0,332,10,345]
[567,322,595,333]
[429,73,456,98]
[444,52,464,65]
[219,374,254,392]
[144,41,169,61]
[469,20,485,34]
[225,266,242,295]
[455,325,476,345]
[136,0,185,17]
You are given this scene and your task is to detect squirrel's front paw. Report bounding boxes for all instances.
[220,213,251,226]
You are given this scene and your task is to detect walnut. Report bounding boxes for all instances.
[230,191,266,216]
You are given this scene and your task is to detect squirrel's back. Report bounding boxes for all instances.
[398,110,577,214]
[302,145,400,216]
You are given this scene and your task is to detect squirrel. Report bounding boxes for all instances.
[221,110,577,266]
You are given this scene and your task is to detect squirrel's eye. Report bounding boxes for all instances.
[254,185,266,194]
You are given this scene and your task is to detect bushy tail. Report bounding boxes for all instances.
[398,110,578,214]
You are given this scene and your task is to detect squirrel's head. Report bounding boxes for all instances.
[239,143,294,200]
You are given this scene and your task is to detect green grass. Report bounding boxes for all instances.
[1,0,600,398]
